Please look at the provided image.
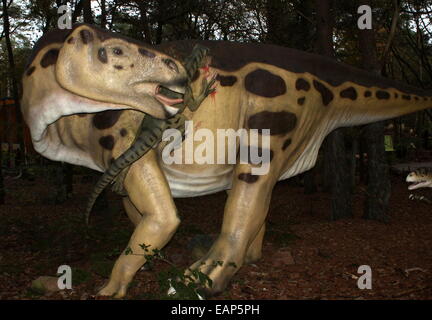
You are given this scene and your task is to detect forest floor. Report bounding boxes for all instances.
[0,168,431,300]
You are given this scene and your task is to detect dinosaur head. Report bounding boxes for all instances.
[406,168,432,190]
[20,24,190,169]
[56,24,188,119]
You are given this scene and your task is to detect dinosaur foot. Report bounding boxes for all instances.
[183,253,241,298]
[96,279,128,299]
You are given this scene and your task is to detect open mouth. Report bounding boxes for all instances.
[155,85,184,107]
[408,180,429,190]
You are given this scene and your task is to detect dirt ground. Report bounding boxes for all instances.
[0,168,431,300]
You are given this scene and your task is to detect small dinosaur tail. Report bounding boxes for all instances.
[84,44,210,225]
[85,116,168,225]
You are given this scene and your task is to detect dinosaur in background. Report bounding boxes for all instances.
[406,168,432,190]
[21,24,432,298]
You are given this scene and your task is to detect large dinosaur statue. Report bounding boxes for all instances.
[21,24,432,298]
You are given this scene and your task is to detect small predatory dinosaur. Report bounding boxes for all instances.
[21,23,432,298]
[407,168,432,190]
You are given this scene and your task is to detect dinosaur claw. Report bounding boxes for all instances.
[207,88,216,96]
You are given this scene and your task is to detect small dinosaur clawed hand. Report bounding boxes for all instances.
[186,72,218,112]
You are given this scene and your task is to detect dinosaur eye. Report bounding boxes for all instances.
[113,48,123,56]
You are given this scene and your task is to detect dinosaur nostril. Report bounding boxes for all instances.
[163,58,179,73]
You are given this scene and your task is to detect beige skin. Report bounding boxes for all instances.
[22,25,432,298]
[406,168,432,190]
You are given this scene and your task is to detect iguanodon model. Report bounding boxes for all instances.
[21,24,432,298]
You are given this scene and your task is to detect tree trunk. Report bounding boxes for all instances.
[265,0,285,45]
[2,0,24,171]
[357,0,392,223]
[0,149,4,204]
[137,1,153,43]
[72,0,83,23]
[315,0,352,220]
[304,169,318,194]
[100,0,107,29]
[53,163,73,203]
[82,0,93,24]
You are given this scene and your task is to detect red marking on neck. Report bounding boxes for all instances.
[201,65,211,78]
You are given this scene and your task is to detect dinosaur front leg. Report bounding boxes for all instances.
[98,151,179,298]
[186,163,279,296]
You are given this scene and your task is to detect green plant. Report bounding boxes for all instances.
[124,244,236,300]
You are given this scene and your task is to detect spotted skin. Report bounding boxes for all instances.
[40,49,59,68]
[406,168,432,190]
[21,25,432,299]
[340,87,357,100]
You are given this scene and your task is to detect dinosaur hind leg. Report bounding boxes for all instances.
[97,151,180,298]
[245,223,265,264]
[185,160,281,296]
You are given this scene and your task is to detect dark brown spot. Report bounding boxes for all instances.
[364,91,372,97]
[282,139,292,151]
[376,90,390,100]
[296,78,310,91]
[80,29,94,44]
[244,69,287,98]
[40,49,59,68]
[114,65,124,70]
[216,75,237,86]
[120,128,128,137]
[99,135,115,150]
[77,113,87,118]
[130,64,134,68]
[248,111,297,136]
[67,37,75,44]
[26,66,36,76]
[139,48,156,58]
[297,97,306,105]
[402,95,411,100]
[395,93,399,98]
[313,80,334,106]
[93,110,123,130]
[415,96,419,101]
[98,48,108,63]
[340,87,357,100]
[238,173,259,184]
